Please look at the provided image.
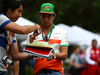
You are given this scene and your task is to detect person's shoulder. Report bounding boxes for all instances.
[86,46,92,51]
[0,14,9,20]
[54,25,68,33]
[0,14,6,17]
[71,53,75,57]
[70,53,76,59]
[96,47,99,50]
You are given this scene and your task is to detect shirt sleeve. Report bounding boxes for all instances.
[60,30,69,47]
[85,47,95,65]
[70,54,75,60]
[0,15,12,30]
[12,35,17,43]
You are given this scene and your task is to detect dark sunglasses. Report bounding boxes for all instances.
[43,36,49,42]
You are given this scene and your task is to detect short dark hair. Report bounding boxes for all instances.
[92,39,97,43]
[73,46,80,51]
[0,0,24,13]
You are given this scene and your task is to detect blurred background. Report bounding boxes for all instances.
[0,0,100,75]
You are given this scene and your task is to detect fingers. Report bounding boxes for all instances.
[29,34,36,43]
[48,53,55,61]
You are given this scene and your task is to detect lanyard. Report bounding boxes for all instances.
[6,32,13,53]
[42,28,53,42]
[1,13,13,53]
[41,25,54,42]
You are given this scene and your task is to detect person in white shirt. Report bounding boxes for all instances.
[85,39,100,75]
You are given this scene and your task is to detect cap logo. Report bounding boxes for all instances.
[44,6,50,10]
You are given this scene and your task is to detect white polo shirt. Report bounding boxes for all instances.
[27,25,69,74]
[27,25,69,53]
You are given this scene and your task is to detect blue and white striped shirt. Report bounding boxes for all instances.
[0,13,17,71]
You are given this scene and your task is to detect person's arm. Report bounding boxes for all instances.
[55,46,68,60]
[4,22,38,34]
[69,54,84,68]
[27,32,40,43]
[12,61,19,75]
[54,30,68,60]
[69,54,76,67]
[85,47,96,65]
[69,59,75,67]
[10,43,34,61]
[0,15,39,34]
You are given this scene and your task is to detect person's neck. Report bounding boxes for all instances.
[42,24,53,35]
[92,46,96,49]
[74,52,78,55]
[6,12,11,19]
[6,12,9,17]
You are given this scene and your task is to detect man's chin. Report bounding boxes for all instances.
[14,19,18,22]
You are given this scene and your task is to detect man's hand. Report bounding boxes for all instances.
[29,31,41,43]
[75,64,84,68]
[29,35,36,43]
[27,54,37,60]
[29,24,41,43]
[47,53,55,61]
[95,62,98,65]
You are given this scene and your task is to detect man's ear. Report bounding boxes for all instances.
[7,8,12,14]
[54,14,56,17]
[53,14,56,19]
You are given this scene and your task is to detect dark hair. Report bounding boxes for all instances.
[0,0,24,13]
[73,46,80,51]
[92,39,97,43]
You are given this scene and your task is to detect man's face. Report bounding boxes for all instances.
[40,13,55,27]
[8,5,23,22]
[92,41,97,48]
[75,48,80,54]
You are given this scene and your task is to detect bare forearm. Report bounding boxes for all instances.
[11,43,34,61]
[55,46,68,60]
[69,60,75,67]
[21,25,37,34]
[13,61,19,75]
[12,53,29,61]
[4,22,37,34]
[56,53,67,60]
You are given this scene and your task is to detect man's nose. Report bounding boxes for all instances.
[44,17,48,21]
[19,13,22,17]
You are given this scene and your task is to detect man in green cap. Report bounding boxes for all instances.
[28,3,69,75]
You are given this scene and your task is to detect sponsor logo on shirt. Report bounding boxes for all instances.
[91,50,94,54]
[53,33,61,34]
[96,51,99,54]
[66,41,68,43]
[53,37,59,39]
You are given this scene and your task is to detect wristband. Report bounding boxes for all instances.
[35,24,40,33]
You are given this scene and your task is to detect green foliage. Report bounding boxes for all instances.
[26,66,34,75]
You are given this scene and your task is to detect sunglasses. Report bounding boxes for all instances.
[43,36,49,42]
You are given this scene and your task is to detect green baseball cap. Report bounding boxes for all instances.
[39,3,55,14]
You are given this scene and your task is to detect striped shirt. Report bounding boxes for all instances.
[0,13,17,71]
